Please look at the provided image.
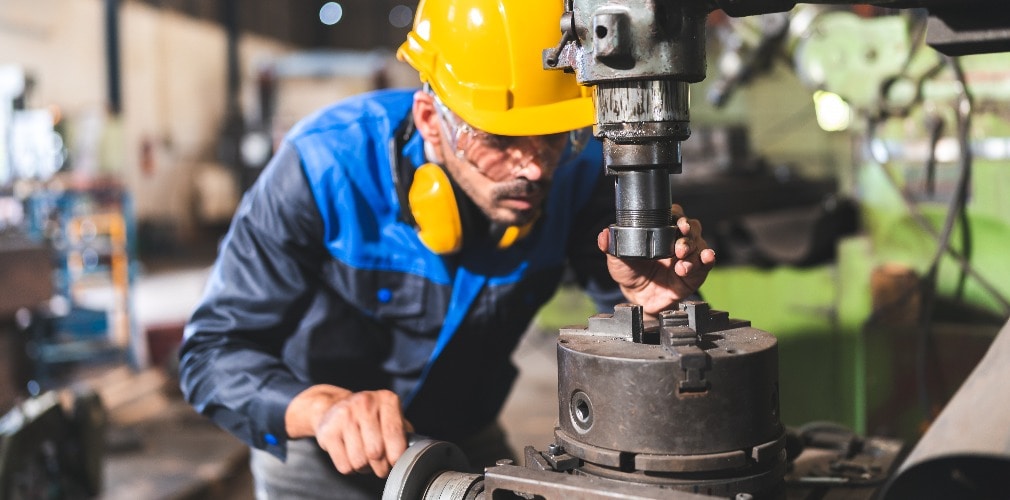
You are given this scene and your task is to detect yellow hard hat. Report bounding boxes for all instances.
[397,0,594,136]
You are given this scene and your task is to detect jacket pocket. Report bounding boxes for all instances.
[321,261,445,336]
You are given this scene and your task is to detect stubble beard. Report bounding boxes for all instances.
[488,178,549,226]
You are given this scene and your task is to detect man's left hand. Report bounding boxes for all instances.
[598,204,716,316]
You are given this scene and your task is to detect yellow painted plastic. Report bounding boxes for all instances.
[408,163,463,254]
[496,220,536,249]
[397,0,594,136]
[497,225,521,250]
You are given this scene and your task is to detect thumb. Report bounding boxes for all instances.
[597,229,609,253]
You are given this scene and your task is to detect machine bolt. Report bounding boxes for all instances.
[547,443,564,456]
[495,459,514,466]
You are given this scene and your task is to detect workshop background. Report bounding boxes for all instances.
[1,1,1009,498]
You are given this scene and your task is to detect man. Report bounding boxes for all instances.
[178,0,715,498]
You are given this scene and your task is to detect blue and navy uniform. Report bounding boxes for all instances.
[178,89,623,460]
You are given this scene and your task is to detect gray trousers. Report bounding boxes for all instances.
[250,423,515,499]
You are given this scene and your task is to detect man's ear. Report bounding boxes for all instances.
[412,91,444,162]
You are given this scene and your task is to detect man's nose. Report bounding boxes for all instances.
[517,160,545,181]
[509,150,549,181]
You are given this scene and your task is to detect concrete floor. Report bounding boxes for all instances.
[114,265,564,498]
[500,327,562,455]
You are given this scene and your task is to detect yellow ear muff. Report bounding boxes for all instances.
[408,163,463,254]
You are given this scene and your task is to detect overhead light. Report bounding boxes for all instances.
[813,90,851,132]
[389,5,413,28]
[319,2,343,26]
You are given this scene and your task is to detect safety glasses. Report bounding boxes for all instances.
[431,94,591,182]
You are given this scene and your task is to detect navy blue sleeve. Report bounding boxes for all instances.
[178,141,326,460]
[566,162,626,312]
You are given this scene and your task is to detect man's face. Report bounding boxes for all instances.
[433,100,569,227]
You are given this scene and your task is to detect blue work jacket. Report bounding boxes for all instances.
[178,89,623,460]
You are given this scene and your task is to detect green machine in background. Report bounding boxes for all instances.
[691,8,1010,441]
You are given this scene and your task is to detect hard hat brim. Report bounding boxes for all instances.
[460,94,595,137]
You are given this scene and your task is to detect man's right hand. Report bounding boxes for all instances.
[285,385,413,478]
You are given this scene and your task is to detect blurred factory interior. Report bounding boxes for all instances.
[1,0,1009,498]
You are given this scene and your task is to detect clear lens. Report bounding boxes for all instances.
[432,94,587,181]
[561,127,592,164]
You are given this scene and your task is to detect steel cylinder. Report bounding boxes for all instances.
[557,331,780,456]
[555,302,785,496]
[595,80,691,144]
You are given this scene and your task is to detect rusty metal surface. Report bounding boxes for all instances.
[0,230,51,318]
[0,231,49,414]
[0,329,31,415]
[880,317,1010,499]
[557,304,781,459]
[482,464,717,500]
[552,302,785,497]
[785,428,905,500]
